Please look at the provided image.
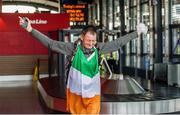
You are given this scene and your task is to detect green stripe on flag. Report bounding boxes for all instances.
[71,45,99,78]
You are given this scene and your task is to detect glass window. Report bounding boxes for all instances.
[124,0,128,7]
[140,0,148,3]
[107,0,113,30]
[141,3,150,25]
[129,7,137,30]
[162,0,165,27]
[162,31,166,54]
[130,55,137,67]
[102,0,107,28]
[125,55,130,66]
[142,33,150,53]
[141,55,150,69]
[172,28,180,55]
[131,39,137,53]
[130,0,137,6]
[141,3,150,54]
[114,0,120,29]
[171,0,180,24]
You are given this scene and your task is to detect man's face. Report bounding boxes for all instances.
[81,31,97,49]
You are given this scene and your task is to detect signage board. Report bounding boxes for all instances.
[0,13,70,31]
[63,4,88,28]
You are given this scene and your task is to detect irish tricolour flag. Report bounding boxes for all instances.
[66,45,101,114]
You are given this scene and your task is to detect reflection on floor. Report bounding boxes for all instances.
[0,80,45,114]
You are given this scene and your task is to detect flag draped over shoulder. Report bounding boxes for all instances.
[66,45,101,114]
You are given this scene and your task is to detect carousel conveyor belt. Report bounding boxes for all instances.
[38,76,180,114]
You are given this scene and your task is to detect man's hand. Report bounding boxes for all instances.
[136,23,148,35]
[19,16,32,32]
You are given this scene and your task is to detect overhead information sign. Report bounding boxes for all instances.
[63,4,88,28]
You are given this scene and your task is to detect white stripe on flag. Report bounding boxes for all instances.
[67,67,100,98]
[87,52,95,61]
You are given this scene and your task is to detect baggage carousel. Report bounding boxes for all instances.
[37,74,180,114]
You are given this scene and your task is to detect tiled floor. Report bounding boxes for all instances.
[0,80,46,114]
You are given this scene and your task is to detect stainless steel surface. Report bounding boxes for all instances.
[100,99,179,114]
[168,63,180,87]
[102,75,145,95]
[154,63,167,81]
[38,77,180,114]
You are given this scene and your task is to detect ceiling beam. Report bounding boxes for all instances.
[2,0,60,11]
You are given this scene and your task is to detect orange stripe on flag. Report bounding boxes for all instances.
[66,88,100,114]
